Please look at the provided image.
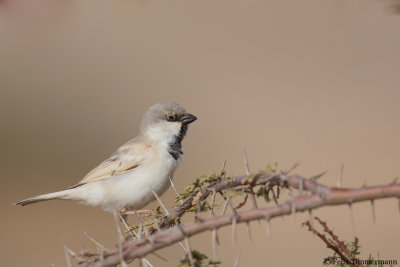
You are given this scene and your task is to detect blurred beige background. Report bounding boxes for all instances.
[1,0,400,266]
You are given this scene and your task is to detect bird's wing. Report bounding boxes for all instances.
[70,139,151,188]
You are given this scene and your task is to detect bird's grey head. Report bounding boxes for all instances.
[140,101,197,159]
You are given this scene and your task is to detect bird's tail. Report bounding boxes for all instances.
[14,190,70,206]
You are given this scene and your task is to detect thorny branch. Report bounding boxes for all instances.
[77,169,400,267]
[303,217,362,267]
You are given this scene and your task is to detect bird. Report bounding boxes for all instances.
[14,101,197,212]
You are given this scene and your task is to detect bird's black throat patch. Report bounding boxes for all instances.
[168,124,188,160]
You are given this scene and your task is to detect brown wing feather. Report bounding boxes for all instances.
[70,139,150,188]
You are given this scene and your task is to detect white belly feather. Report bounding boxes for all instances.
[69,150,180,212]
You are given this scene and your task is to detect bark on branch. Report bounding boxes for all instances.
[80,173,400,267]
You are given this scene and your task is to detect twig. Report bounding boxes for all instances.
[303,217,363,267]
[314,217,354,260]
[303,219,354,265]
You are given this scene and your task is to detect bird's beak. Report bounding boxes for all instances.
[181,113,197,125]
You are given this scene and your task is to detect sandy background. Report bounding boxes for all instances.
[1,0,400,266]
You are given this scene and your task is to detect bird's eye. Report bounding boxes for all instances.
[167,115,176,121]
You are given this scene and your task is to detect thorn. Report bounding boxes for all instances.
[151,188,170,216]
[370,199,376,225]
[63,245,73,267]
[137,213,144,240]
[221,158,227,171]
[286,162,300,175]
[233,252,240,267]
[265,218,271,241]
[169,176,183,205]
[65,245,77,257]
[80,241,86,257]
[310,171,327,181]
[231,213,237,247]
[196,199,202,222]
[249,188,258,209]
[264,216,271,239]
[178,241,189,254]
[83,231,109,252]
[246,222,252,241]
[151,252,168,262]
[221,198,229,215]
[391,177,398,185]
[212,229,218,258]
[118,213,139,238]
[243,148,251,175]
[337,164,344,188]
[113,212,128,267]
[348,203,356,235]
[143,223,153,244]
[299,177,304,195]
[271,188,279,205]
[227,197,237,213]
[209,190,217,217]
[121,258,128,267]
[308,210,314,230]
[291,204,296,227]
[142,258,154,267]
[184,237,194,267]
[99,246,105,262]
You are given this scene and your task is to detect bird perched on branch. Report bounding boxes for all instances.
[14,101,197,212]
